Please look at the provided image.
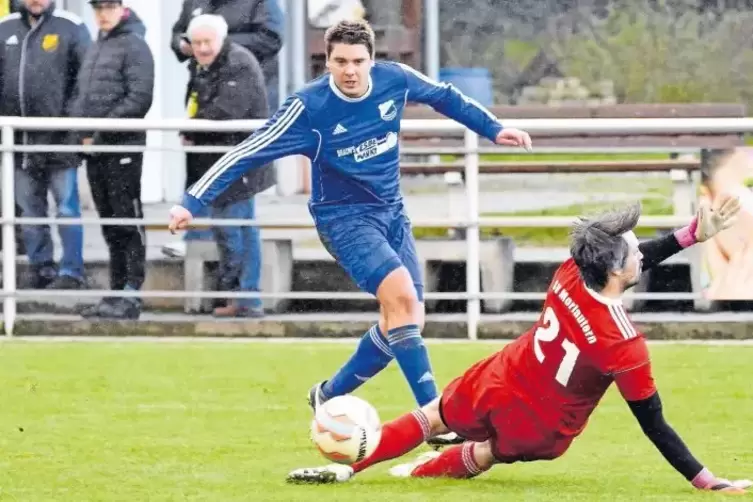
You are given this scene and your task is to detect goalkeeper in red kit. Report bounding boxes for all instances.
[287,194,752,494]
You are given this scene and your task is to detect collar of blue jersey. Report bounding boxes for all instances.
[328,74,373,102]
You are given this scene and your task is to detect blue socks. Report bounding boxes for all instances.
[321,323,438,408]
[386,324,437,406]
[322,325,394,399]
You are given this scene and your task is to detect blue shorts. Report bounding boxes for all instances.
[314,206,424,301]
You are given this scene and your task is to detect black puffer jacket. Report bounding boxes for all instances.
[71,9,154,147]
[0,2,91,169]
[183,41,275,206]
[171,0,282,93]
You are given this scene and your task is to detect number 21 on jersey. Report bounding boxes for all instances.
[534,307,580,386]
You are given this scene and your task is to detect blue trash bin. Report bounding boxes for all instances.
[438,67,494,106]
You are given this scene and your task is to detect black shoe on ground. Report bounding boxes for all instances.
[82,298,141,320]
[21,265,57,289]
[46,275,86,290]
[103,298,141,320]
[80,298,114,318]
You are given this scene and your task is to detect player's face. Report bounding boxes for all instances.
[326,43,373,98]
[616,231,643,290]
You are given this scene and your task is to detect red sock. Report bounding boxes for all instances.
[352,410,431,473]
[412,442,487,479]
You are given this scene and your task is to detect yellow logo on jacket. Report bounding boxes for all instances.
[187,91,199,118]
[42,34,59,52]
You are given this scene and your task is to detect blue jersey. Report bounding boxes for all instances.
[182,61,504,219]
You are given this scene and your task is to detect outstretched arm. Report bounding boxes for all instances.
[180,95,316,216]
[639,193,742,272]
[638,232,684,272]
[615,365,751,493]
[398,63,530,149]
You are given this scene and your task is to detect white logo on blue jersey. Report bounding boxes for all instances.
[378,100,397,121]
[337,132,398,162]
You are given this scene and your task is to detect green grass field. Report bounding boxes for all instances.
[1,341,751,501]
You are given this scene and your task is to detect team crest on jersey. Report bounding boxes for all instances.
[42,34,59,52]
[337,132,398,162]
[378,100,397,121]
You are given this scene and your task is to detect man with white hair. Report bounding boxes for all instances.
[179,13,273,318]
[171,0,283,113]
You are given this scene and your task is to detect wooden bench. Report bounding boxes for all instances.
[399,103,746,149]
[399,103,745,218]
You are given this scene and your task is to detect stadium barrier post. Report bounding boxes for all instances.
[464,128,480,340]
[2,125,16,336]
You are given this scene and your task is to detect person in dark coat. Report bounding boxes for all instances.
[72,0,154,320]
[170,0,283,113]
[0,0,91,289]
[181,13,274,317]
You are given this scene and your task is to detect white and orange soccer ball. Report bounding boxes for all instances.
[310,395,382,465]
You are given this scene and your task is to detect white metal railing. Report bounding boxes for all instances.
[3,116,753,339]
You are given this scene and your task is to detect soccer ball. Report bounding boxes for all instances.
[310,395,382,465]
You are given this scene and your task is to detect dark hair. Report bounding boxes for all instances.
[569,203,641,290]
[324,19,375,58]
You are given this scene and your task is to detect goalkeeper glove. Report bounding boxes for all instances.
[695,193,742,242]
[675,193,741,247]
[692,467,752,494]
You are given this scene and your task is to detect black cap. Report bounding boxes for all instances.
[88,0,123,5]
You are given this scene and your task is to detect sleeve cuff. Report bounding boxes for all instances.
[673,216,699,248]
[182,194,205,216]
[484,121,504,143]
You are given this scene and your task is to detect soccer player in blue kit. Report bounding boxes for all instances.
[168,19,532,447]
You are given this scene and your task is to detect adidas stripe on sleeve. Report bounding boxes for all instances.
[182,96,317,215]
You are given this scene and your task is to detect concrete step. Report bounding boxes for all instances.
[6,312,753,339]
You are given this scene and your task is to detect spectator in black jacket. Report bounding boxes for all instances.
[72,0,154,320]
[181,13,274,318]
[0,0,90,290]
[171,0,283,113]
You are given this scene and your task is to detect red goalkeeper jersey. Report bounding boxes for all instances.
[469,258,657,439]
